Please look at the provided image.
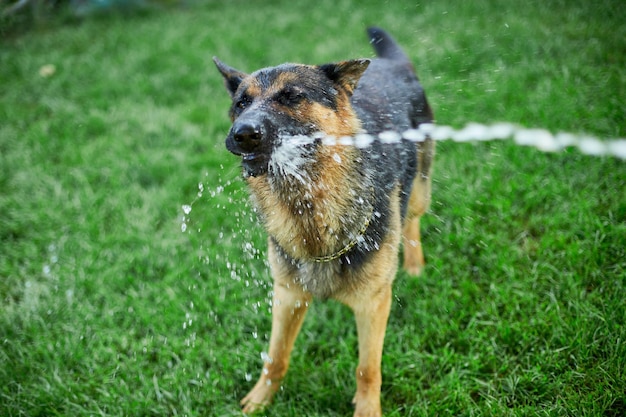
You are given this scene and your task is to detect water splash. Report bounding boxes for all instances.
[42,243,59,278]
[314,123,626,160]
[268,134,318,183]
[260,351,273,363]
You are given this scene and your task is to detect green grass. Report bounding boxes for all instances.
[1,0,625,416]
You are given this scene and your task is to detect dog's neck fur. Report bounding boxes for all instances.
[247,144,372,262]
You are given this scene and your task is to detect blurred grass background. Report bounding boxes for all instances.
[1,0,625,416]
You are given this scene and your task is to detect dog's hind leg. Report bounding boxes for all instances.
[402,214,424,276]
[402,137,434,276]
[241,241,312,414]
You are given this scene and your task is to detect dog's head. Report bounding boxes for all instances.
[214,57,370,177]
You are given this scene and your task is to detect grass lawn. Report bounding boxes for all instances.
[1,0,625,416]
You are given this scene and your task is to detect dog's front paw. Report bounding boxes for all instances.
[240,377,280,414]
[353,400,382,417]
[352,393,382,417]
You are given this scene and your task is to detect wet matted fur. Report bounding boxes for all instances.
[214,27,434,417]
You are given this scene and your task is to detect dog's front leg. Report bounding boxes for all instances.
[241,245,312,413]
[342,282,392,417]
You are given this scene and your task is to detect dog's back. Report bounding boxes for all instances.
[354,27,433,134]
[351,28,434,224]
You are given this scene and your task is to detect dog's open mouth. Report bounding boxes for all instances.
[241,153,269,177]
[242,153,262,162]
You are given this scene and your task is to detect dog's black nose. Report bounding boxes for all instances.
[233,123,263,151]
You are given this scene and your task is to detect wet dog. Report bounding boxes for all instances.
[214,27,434,417]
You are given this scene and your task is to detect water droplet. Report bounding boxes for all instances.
[402,129,425,142]
[578,137,607,156]
[608,139,626,159]
[261,352,273,363]
[338,136,354,145]
[379,130,401,143]
[355,133,374,148]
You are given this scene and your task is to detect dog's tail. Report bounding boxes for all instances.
[367,26,410,62]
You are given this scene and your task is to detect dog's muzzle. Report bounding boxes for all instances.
[232,122,263,153]
[226,118,271,177]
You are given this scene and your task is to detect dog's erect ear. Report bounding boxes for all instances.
[319,59,370,95]
[213,57,248,98]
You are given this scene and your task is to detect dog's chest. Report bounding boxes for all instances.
[292,260,358,299]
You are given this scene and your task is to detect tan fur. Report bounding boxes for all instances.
[402,138,435,276]
[304,100,360,135]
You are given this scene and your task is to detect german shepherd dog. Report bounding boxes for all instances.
[214,27,434,417]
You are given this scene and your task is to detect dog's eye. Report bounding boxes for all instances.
[277,88,304,106]
[235,95,252,110]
